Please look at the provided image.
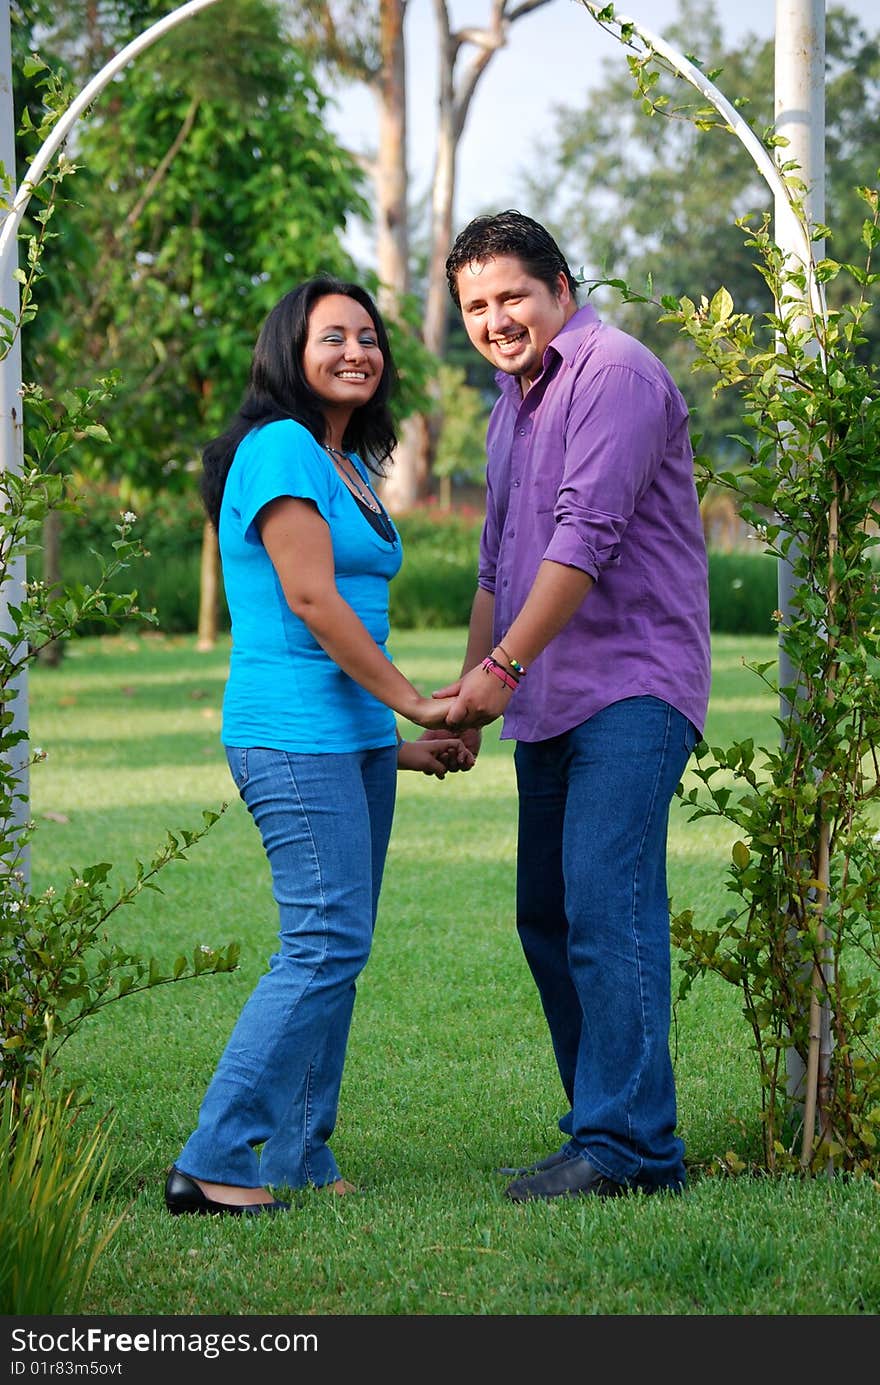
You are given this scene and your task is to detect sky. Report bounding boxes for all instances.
[320,0,877,265]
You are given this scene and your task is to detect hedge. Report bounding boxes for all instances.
[38,487,781,637]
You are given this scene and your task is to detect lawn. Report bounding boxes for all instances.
[24,629,880,1318]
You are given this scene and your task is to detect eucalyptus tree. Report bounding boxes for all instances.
[289,0,558,509]
[521,0,879,467]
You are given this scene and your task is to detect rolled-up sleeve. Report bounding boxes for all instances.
[544,362,668,580]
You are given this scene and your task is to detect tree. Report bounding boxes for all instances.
[26,0,372,648]
[290,0,557,510]
[521,0,880,469]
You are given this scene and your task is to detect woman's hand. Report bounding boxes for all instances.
[406,694,462,730]
[397,737,476,778]
[418,725,482,765]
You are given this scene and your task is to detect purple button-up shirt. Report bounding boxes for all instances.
[478,302,711,743]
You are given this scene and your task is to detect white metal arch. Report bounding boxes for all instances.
[0,0,222,882]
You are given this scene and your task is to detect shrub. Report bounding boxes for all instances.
[45,490,487,634]
[47,488,793,637]
[391,507,483,628]
[0,1075,124,1314]
[1,410,240,1097]
[707,549,779,634]
[39,479,211,636]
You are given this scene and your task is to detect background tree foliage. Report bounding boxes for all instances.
[522,0,880,463]
[11,0,433,647]
[19,0,370,494]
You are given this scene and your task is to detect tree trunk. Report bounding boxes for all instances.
[411,0,556,500]
[375,0,410,305]
[373,0,429,512]
[416,32,460,496]
[38,507,64,667]
[298,2,557,510]
[423,23,458,365]
[196,518,219,652]
[381,412,430,513]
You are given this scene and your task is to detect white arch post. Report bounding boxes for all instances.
[0,1,29,882]
[0,0,222,885]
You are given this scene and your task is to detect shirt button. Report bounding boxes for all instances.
[519,428,526,435]
[512,479,520,487]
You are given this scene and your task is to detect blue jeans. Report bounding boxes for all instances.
[513,697,697,1190]
[175,743,397,1189]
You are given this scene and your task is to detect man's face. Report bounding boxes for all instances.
[455,254,574,387]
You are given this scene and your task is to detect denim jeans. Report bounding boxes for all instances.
[175,743,397,1190]
[514,696,697,1189]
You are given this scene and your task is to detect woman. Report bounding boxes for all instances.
[165,276,470,1216]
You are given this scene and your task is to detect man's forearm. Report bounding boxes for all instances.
[497,560,593,668]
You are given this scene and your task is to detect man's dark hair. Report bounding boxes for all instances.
[200,276,398,530]
[445,210,579,306]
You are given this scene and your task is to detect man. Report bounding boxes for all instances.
[437,210,711,1201]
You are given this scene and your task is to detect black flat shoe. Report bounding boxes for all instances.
[165,1167,290,1217]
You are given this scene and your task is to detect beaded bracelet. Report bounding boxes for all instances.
[495,643,527,678]
[480,656,519,692]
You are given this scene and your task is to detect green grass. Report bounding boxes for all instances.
[25,629,880,1316]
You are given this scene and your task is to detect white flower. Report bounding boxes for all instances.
[121,510,137,524]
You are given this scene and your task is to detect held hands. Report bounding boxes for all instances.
[398,737,476,779]
[399,694,478,776]
[431,660,514,733]
[418,724,482,767]
[408,694,460,731]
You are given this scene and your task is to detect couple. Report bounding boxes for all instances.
[164,211,711,1218]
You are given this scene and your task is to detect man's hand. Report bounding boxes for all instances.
[439,662,513,732]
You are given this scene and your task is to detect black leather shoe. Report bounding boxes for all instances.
[496,1148,573,1177]
[165,1167,290,1217]
[505,1154,628,1202]
[505,1155,684,1203]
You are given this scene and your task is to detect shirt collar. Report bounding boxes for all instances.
[493,301,602,397]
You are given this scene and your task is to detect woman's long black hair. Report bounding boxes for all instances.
[200,276,399,530]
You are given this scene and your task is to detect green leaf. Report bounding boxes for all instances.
[710,287,734,321]
[814,258,840,284]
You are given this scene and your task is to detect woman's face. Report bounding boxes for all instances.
[302,293,384,414]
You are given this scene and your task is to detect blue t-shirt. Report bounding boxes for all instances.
[219,419,402,752]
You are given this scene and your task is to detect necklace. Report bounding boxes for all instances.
[324,445,381,513]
